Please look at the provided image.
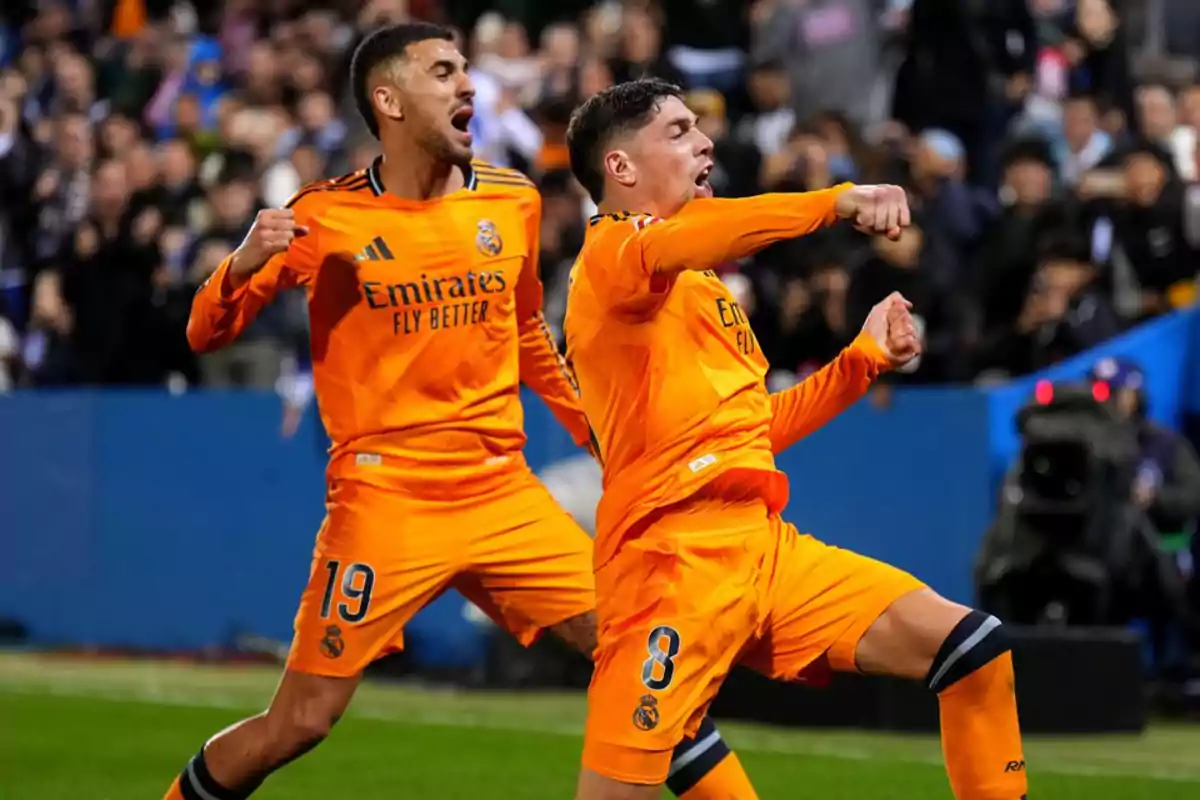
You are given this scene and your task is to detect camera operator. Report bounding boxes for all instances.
[1090,358,1200,676]
[1089,358,1200,544]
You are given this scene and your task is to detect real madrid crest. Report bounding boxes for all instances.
[476,219,503,257]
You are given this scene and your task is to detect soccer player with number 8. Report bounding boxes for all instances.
[565,79,1028,800]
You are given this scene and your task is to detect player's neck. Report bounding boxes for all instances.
[597,192,664,219]
[375,149,466,201]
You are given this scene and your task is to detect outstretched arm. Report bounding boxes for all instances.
[632,187,852,274]
[594,184,909,311]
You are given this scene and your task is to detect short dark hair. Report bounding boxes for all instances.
[1064,90,1097,108]
[1122,137,1175,172]
[1037,228,1092,267]
[566,78,683,204]
[1001,136,1054,172]
[350,22,454,140]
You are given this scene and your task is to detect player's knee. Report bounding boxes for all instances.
[857,589,973,679]
[268,702,341,754]
[926,609,1011,693]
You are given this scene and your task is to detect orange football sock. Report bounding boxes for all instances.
[162,776,186,800]
[938,650,1028,799]
[678,752,758,800]
[666,717,758,799]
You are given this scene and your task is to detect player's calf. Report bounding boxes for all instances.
[856,589,1027,799]
[164,670,358,800]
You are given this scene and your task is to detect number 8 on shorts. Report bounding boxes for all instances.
[641,625,681,691]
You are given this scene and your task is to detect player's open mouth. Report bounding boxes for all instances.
[694,164,714,198]
[450,105,474,145]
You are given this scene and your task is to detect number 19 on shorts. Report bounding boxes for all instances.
[641,625,681,691]
[319,560,376,623]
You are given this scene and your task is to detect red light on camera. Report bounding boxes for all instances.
[1035,380,1054,405]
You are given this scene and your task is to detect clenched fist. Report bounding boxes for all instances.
[229,208,310,282]
[862,291,921,367]
[834,184,911,241]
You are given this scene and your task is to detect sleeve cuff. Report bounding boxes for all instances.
[826,182,856,221]
[850,329,892,369]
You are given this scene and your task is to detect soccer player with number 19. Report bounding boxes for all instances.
[162,25,754,800]
[564,79,1028,800]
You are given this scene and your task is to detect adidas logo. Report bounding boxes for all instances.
[354,236,396,262]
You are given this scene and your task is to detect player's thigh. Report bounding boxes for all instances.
[456,476,596,649]
[743,517,927,680]
[288,480,458,677]
[583,533,757,786]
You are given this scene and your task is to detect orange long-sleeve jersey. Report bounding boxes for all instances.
[189,159,590,487]
[564,188,892,566]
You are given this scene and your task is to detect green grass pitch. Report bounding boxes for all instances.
[1,653,1197,798]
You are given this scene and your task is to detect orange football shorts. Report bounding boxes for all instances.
[581,478,925,785]
[287,465,594,677]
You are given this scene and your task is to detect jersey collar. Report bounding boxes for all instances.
[588,211,636,226]
[367,156,477,196]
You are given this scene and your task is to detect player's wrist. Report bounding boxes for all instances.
[850,329,893,370]
[830,183,859,220]
[219,253,255,298]
[228,248,265,278]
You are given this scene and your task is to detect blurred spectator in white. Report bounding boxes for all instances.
[466,14,543,168]
[473,14,543,102]
[0,303,16,392]
[1057,93,1113,186]
[1135,84,1196,181]
[1179,83,1200,179]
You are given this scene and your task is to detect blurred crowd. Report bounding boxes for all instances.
[2,0,1200,396]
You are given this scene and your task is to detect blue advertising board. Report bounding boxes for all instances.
[2,309,1196,667]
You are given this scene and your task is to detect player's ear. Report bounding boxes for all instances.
[372,83,404,124]
[604,149,636,190]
